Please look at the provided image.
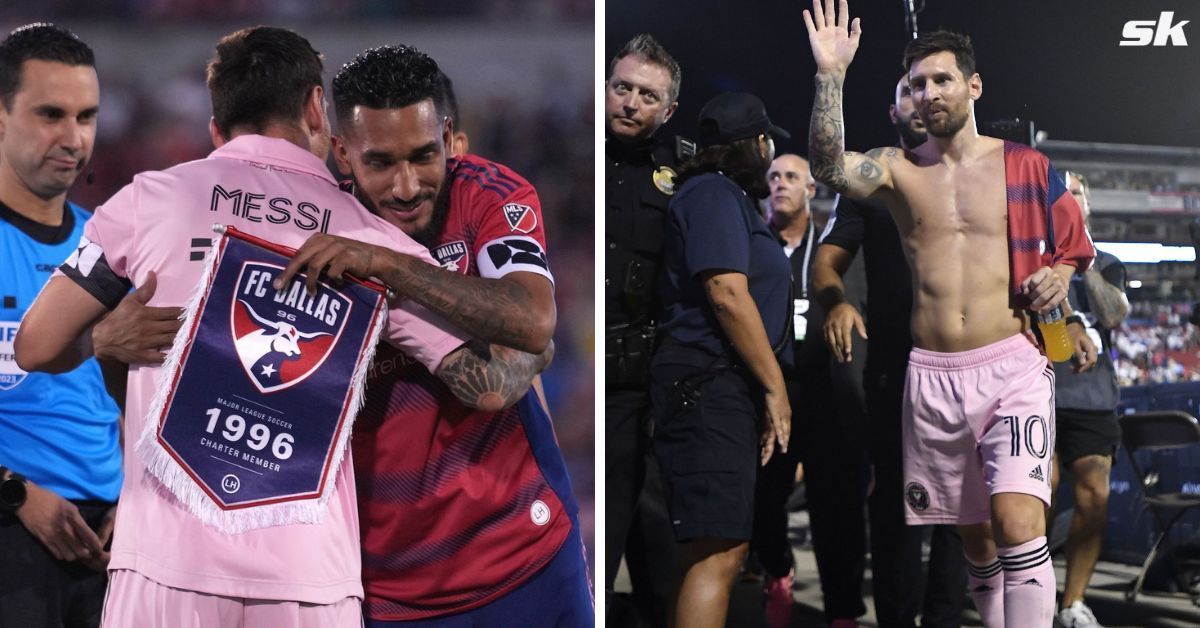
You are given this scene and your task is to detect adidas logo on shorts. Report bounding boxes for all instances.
[1028,465,1044,481]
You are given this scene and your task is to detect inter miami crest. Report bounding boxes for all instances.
[905,482,930,511]
[230,264,350,393]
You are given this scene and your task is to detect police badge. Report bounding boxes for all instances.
[652,165,677,195]
[136,226,388,533]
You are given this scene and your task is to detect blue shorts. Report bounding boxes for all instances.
[364,524,594,628]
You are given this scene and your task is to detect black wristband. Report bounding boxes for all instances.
[1066,314,1085,327]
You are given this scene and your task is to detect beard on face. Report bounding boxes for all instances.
[895,115,928,149]
[349,175,453,247]
[921,104,969,138]
[409,179,453,247]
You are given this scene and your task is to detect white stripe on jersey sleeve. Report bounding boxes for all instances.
[476,235,554,284]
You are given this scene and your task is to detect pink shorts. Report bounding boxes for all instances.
[902,333,1055,525]
[101,569,362,628]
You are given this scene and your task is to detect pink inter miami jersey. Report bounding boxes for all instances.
[61,135,467,603]
[353,155,575,620]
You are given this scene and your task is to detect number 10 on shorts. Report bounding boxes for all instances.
[1004,415,1049,459]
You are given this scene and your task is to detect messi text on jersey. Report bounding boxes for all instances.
[210,185,333,233]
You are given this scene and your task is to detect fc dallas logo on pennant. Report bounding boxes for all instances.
[230,263,351,394]
[503,202,537,234]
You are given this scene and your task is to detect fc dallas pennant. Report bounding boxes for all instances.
[135,225,388,533]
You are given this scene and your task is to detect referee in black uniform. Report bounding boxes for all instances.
[604,33,692,628]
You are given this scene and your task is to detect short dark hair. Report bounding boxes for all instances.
[609,33,681,102]
[435,70,460,125]
[0,23,94,109]
[332,44,442,127]
[675,137,771,200]
[206,26,324,139]
[903,30,976,80]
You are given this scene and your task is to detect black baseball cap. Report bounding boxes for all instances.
[697,92,790,148]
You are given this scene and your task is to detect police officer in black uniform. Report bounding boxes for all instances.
[604,33,692,628]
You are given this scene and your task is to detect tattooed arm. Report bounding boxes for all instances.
[435,339,554,412]
[374,256,555,354]
[1084,264,1130,330]
[275,235,555,354]
[803,0,893,199]
[809,74,894,198]
[269,234,554,410]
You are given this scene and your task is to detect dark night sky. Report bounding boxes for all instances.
[607,0,1200,154]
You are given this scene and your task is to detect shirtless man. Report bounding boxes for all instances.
[803,2,1096,626]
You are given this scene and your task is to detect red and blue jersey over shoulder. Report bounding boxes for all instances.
[353,154,576,620]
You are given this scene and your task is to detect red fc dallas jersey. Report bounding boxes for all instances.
[353,155,576,620]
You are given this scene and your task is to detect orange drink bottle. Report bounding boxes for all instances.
[1037,305,1074,363]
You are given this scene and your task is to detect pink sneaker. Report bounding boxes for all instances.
[763,569,794,628]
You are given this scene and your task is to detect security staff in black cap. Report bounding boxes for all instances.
[650,91,792,628]
[604,33,691,627]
